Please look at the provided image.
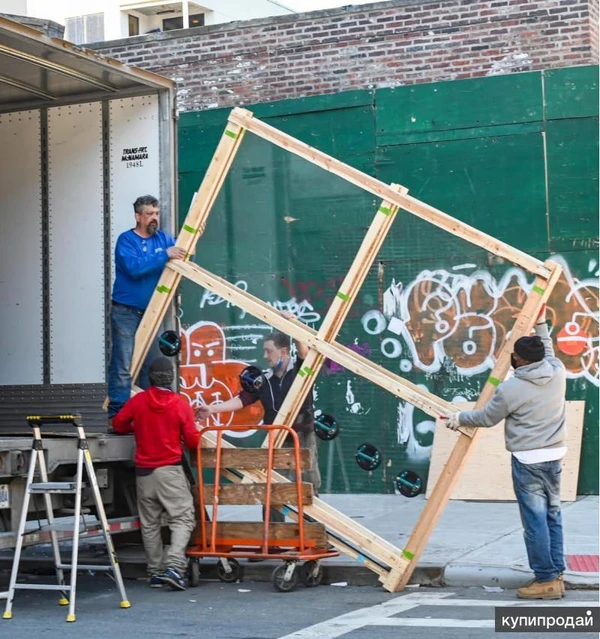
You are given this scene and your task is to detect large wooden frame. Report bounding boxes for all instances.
[126,107,562,592]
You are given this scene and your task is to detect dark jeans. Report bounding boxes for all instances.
[511,455,566,583]
[107,304,161,418]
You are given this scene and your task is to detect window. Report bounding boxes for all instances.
[162,13,204,31]
[128,15,139,37]
[65,13,105,45]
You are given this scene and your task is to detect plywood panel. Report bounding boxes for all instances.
[196,447,311,470]
[203,483,313,505]
[426,401,585,501]
[200,521,327,548]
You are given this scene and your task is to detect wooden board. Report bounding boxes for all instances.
[228,107,551,278]
[426,400,585,501]
[202,483,313,505]
[394,263,563,591]
[196,447,312,470]
[126,108,562,593]
[268,187,405,448]
[198,521,327,548]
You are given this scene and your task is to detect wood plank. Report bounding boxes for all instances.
[395,260,563,591]
[168,259,455,418]
[203,483,313,505]
[269,187,405,448]
[229,107,551,279]
[196,448,311,470]
[201,430,412,577]
[201,521,327,547]
[128,118,247,385]
[426,401,585,501]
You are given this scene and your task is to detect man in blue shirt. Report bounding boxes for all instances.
[108,195,186,419]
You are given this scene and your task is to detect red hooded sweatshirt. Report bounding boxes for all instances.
[112,387,200,469]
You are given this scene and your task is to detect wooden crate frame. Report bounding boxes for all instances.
[126,107,562,592]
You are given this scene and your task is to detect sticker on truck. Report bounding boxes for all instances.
[0,484,9,509]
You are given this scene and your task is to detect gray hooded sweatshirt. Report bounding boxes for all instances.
[458,323,566,453]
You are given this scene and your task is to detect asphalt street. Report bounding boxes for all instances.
[1,572,598,639]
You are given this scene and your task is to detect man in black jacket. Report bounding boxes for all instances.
[195,327,320,516]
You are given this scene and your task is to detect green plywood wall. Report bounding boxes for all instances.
[177,66,599,495]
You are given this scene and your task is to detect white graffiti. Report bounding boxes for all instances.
[344,380,370,415]
[360,255,599,386]
[396,386,436,456]
[199,279,321,324]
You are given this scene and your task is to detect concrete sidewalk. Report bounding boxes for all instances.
[320,494,599,589]
[209,494,599,590]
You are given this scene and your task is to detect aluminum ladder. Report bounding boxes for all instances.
[1,414,130,622]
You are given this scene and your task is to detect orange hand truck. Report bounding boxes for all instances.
[186,424,339,592]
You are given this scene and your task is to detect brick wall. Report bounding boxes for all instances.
[92,0,596,112]
[591,0,599,63]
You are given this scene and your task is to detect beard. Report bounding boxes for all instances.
[146,222,158,235]
[511,354,518,370]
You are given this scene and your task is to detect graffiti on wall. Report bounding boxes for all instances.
[179,321,264,438]
[359,255,599,386]
[182,254,598,459]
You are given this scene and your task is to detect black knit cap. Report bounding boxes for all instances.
[514,336,545,363]
[149,356,174,387]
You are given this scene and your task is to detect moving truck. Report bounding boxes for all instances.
[0,16,177,547]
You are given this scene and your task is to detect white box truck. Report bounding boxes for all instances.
[0,16,177,547]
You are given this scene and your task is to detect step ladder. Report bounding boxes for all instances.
[2,414,130,623]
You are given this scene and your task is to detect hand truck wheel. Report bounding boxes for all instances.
[217,557,244,583]
[272,562,298,592]
[188,559,200,587]
[300,560,323,587]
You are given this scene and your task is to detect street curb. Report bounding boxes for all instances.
[3,555,597,591]
[443,563,599,590]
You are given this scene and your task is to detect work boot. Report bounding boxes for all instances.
[517,578,562,600]
[558,572,566,596]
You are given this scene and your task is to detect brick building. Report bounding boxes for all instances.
[92,0,598,112]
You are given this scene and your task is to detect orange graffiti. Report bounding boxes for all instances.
[179,321,264,433]
[402,259,599,383]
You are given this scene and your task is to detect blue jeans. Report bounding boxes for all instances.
[511,455,566,583]
[107,304,161,418]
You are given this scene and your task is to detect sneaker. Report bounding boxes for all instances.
[161,567,186,591]
[149,574,164,588]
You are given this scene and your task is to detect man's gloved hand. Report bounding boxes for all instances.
[445,413,461,431]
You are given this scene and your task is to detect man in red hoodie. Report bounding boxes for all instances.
[113,357,199,591]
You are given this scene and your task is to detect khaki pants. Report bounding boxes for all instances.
[136,465,195,575]
[270,430,321,523]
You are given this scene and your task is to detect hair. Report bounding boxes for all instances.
[149,368,174,388]
[264,331,290,350]
[133,195,159,214]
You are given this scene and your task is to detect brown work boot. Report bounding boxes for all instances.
[558,573,566,596]
[517,578,562,600]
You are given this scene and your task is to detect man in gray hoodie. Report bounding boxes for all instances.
[445,305,566,600]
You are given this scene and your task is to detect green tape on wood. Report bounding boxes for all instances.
[378,206,392,216]
[402,549,414,560]
[298,369,306,378]
[336,291,350,302]
[156,285,171,294]
[182,224,197,233]
[224,129,238,139]
[302,366,314,376]
[487,376,501,387]
[532,285,545,295]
